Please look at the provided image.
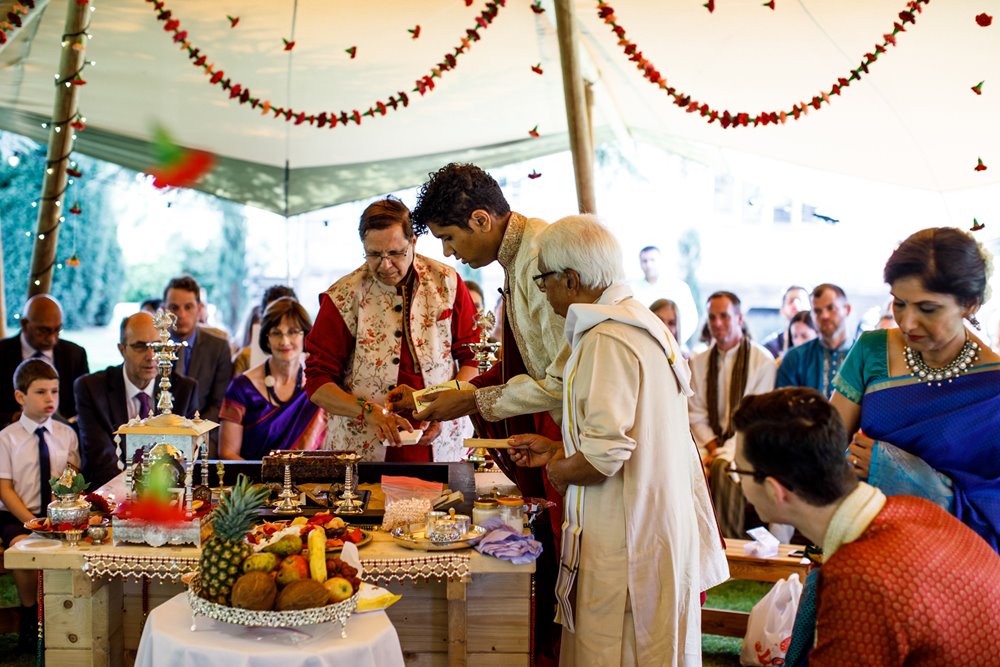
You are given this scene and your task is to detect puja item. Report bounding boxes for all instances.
[380,475,445,531]
[464,310,502,466]
[332,451,364,514]
[271,451,304,514]
[390,524,487,551]
[472,497,500,526]
[497,497,525,533]
[426,508,470,543]
[47,468,91,529]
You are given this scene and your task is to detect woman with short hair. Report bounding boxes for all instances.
[832,227,1000,550]
[219,297,325,459]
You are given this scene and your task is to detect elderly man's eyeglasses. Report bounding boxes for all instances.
[126,342,157,353]
[364,248,410,263]
[532,271,558,290]
[31,325,62,337]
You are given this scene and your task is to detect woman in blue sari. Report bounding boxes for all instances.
[832,227,1000,551]
[219,297,326,459]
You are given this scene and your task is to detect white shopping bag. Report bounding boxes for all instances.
[740,573,802,666]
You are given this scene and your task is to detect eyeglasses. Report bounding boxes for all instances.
[267,329,304,340]
[126,342,158,353]
[726,459,794,491]
[532,270,558,290]
[726,460,758,485]
[364,247,410,263]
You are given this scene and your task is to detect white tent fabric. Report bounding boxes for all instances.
[0,0,997,215]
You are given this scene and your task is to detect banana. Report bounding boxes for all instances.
[308,527,327,583]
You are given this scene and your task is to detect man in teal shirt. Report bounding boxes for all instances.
[776,283,854,397]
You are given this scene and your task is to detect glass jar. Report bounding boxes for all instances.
[472,497,500,526]
[497,496,525,533]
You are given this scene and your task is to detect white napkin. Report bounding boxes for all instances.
[341,541,402,612]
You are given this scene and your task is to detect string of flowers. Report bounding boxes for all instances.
[596,0,930,128]
[0,0,38,45]
[145,0,507,128]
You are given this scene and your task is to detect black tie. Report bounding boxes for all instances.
[36,427,52,511]
[31,350,44,359]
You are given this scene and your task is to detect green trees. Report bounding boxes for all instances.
[0,142,124,330]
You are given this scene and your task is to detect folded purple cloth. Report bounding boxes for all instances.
[474,517,543,565]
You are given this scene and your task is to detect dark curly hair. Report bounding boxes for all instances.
[411,163,511,236]
[883,227,988,308]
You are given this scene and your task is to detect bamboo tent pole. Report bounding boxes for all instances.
[26,0,91,297]
[0,227,6,338]
[554,0,597,215]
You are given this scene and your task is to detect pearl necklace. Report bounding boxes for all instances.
[903,338,979,386]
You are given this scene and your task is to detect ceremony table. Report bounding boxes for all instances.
[5,529,534,667]
[135,594,404,667]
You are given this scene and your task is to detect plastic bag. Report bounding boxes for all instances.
[380,476,445,531]
[740,573,802,666]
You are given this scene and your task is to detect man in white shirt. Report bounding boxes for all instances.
[629,245,699,345]
[688,291,776,537]
[74,313,197,489]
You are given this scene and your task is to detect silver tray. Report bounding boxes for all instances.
[188,574,359,631]
[390,524,487,551]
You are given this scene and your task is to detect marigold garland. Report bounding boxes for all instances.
[596,0,931,128]
[146,0,506,128]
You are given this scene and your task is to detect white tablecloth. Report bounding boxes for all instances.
[135,593,405,667]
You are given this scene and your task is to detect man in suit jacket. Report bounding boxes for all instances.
[75,313,198,489]
[0,294,89,425]
[164,275,233,455]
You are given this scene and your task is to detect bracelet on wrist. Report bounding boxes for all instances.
[356,397,375,418]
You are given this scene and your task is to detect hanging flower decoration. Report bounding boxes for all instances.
[0,0,38,46]
[531,1,545,14]
[345,45,357,59]
[975,157,987,172]
[282,37,295,51]
[972,80,984,95]
[227,15,238,28]
[531,63,544,75]
[596,0,930,128]
[146,0,507,129]
[409,25,421,39]
[69,201,82,215]
[528,170,542,179]
[971,219,985,231]
[146,125,216,189]
[65,253,81,267]
[975,13,992,27]
[763,1,775,10]
[528,125,540,138]
[703,0,714,13]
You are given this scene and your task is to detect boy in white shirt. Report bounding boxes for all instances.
[0,359,81,655]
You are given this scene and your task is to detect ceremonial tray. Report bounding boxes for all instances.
[390,525,487,551]
[25,517,109,541]
[187,574,360,629]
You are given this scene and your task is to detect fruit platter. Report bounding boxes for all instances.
[190,476,363,630]
[248,513,372,554]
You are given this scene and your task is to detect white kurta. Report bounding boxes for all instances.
[556,284,729,667]
[687,340,776,461]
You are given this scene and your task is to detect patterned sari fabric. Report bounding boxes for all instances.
[834,329,1000,551]
[219,374,325,460]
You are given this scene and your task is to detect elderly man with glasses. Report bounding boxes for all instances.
[0,294,89,426]
[74,312,198,489]
[508,215,728,666]
[304,198,480,462]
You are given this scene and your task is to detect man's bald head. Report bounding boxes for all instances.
[21,294,63,351]
[118,312,160,389]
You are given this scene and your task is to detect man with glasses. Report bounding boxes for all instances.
[731,388,1000,665]
[0,294,89,425]
[74,312,197,488]
[304,197,480,462]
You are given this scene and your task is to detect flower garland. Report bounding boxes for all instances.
[0,0,38,45]
[146,0,507,128]
[595,0,931,128]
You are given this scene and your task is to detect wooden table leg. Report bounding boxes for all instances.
[447,578,467,667]
[43,570,124,666]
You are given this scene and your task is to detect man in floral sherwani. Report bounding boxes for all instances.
[304,197,480,462]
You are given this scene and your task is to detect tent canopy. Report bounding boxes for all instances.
[0,0,997,215]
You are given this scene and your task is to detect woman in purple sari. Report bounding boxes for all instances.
[220,297,325,459]
[832,228,1000,550]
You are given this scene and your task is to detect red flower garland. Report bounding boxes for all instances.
[146,0,507,128]
[596,0,930,128]
[0,0,38,46]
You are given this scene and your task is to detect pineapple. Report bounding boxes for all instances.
[199,474,270,604]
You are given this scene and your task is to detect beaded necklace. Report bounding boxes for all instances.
[903,337,979,386]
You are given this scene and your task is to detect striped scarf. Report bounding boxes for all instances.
[706,337,751,443]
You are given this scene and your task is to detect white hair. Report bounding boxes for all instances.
[534,214,625,290]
